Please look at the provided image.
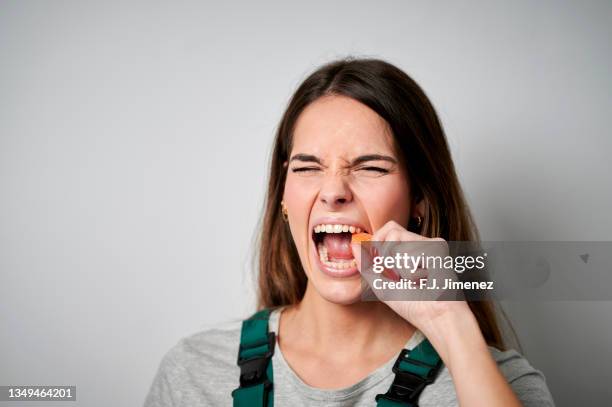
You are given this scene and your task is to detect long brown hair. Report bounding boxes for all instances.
[256,57,508,350]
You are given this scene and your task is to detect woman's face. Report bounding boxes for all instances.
[283,95,414,304]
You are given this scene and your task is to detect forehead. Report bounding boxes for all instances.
[291,95,396,157]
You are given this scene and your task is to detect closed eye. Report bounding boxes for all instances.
[291,166,321,173]
[357,166,389,174]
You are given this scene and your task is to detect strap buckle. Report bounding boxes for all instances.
[237,332,276,388]
[375,348,441,405]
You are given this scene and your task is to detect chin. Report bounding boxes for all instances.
[301,237,366,304]
[310,272,365,305]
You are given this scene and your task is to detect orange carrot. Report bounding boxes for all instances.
[351,232,372,244]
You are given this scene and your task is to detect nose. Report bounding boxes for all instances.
[319,174,353,210]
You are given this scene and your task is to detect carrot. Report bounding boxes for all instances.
[351,232,372,244]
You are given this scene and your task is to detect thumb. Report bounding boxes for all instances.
[353,240,399,282]
[351,232,373,274]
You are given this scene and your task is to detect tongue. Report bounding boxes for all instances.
[323,233,354,260]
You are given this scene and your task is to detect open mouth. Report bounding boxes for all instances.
[312,222,369,272]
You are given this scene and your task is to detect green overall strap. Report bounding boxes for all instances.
[375,339,443,407]
[231,308,275,407]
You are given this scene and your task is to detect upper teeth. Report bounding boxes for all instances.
[314,224,362,234]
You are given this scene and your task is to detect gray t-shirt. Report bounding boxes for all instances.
[144,307,555,406]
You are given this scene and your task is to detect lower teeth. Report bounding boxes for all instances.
[317,244,357,270]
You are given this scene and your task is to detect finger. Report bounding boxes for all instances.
[351,240,378,276]
[404,264,464,301]
[358,263,401,301]
[376,229,415,265]
[394,267,434,302]
[374,225,425,265]
[350,240,398,282]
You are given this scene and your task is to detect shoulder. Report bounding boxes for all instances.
[144,318,244,407]
[423,346,555,407]
[162,318,243,379]
[489,346,544,383]
[489,347,555,406]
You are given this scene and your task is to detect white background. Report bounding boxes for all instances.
[1,1,611,406]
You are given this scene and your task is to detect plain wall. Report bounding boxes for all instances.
[1,1,611,406]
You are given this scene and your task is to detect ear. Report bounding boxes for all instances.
[411,197,425,219]
[281,161,289,200]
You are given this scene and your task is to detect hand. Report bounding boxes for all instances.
[351,220,473,337]
[352,221,525,407]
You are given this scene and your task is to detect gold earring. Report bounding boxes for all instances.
[281,201,289,222]
[416,216,422,227]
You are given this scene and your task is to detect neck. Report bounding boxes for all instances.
[280,282,415,358]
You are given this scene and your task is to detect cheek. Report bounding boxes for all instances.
[283,175,318,214]
[355,176,411,227]
[283,175,319,249]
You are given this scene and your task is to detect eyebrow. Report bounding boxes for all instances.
[352,154,397,165]
[289,154,323,164]
[289,153,397,166]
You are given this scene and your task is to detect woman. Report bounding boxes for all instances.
[144,58,555,406]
